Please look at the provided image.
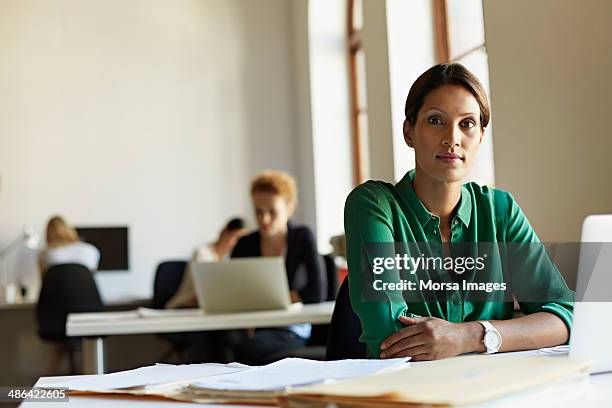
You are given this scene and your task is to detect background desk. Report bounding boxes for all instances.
[67,302,335,374]
[21,351,612,407]
[0,297,150,387]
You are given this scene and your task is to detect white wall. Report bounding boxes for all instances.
[308,0,354,253]
[288,0,317,241]
[0,0,299,301]
[484,0,612,241]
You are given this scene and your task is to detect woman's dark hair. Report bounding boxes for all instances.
[404,63,490,129]
[225,217,245,231]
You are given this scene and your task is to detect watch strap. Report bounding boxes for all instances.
[480,320,495,333]
[479,320,501,354]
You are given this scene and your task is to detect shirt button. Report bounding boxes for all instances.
[453,298,460,305]
[453,219,458,225]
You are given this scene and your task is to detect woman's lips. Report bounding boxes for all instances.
[436,153,464,164]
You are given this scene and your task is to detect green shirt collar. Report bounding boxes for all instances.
[395,169,472,228]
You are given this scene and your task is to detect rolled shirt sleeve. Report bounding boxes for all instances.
[495,190,574,337]
[344,183,410,357]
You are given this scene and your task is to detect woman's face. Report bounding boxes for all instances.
[404,84,484,183]
[252,192,292,237]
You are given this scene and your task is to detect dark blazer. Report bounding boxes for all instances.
[231,223,326,303]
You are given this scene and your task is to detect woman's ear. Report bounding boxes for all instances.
[287,203,296,218]
[403,119,414,148]
[479,126,486,144]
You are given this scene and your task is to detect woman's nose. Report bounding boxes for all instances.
[260,213,271,225]
[442,127,461,147]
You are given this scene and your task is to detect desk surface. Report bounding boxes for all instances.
[67,302,335,337]
[21,352,612,408]
[0,297,150,311]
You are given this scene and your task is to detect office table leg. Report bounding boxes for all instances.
[82,337,105,374]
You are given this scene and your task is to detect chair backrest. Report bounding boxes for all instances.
[36,263,104,341]
[325,278,366,360]
[304,254,340,347]
[152,260,188,309]
[322,254,339,301]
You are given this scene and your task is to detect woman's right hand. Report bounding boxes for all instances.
[379,316,480,361]
[290,290,301,303]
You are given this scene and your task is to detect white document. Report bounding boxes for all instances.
[68,308,203,322]
[68,310,140,322]
[191,357,410,391]
[48,363,250,391]
[136,307,203,318]
[538,345,570,355]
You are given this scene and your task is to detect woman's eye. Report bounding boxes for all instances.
[461,119,476,128]
[428,116,442,125]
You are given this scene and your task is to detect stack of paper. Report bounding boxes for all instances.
[43,358,409,405]
[181,358,410,404]
[281,355,593,407]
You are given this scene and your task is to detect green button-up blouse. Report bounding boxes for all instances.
[344,169,574,358]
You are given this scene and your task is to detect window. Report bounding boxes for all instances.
[434,0,495,186]
[348,0,494,186]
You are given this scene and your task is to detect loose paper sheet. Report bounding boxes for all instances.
[191,358,410,391]
[47,363,249,391]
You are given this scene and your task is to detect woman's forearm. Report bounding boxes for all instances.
[461,312,570,354]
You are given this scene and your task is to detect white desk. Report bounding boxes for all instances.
[21,352,612,407]
[67,302,335,374]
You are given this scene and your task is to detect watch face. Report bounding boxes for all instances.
[485,331,501,350]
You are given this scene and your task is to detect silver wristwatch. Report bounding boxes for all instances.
[479,321,502,354]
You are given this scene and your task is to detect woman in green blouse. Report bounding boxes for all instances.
[344,63,573,360]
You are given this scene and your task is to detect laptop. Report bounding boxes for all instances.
[569,214,612,374]
[190,257,294,313]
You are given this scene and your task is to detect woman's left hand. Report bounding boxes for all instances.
[379,316,478,361]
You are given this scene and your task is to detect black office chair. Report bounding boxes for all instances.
[36,263,104,374]
[323,254,340,301]
[325,277,366,360]
[152,260,188,309]
[152,260,189,362]
[305,254,339,348]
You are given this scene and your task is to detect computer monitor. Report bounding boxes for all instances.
[75,226,129,271]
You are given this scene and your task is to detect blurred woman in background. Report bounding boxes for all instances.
[39,216,100,275]
[232,170,326,365]
[37,215,100,374]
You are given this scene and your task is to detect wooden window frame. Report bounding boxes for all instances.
[348,0,365,186]
[433,0,451,63]
[434,0,487,64]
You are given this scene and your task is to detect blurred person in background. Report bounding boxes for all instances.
[165,217,247,364]
[37,215,100,374]
[165,217,247,309]
[232,170,326,365]
[38,215,100,275]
